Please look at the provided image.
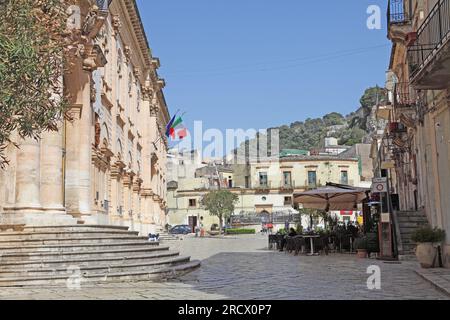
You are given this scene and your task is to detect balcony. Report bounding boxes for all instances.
[279,181,295,192]
[393,82,417,108]
[391,82,419,127]
[408,0,450,89]
[388,0,413,43]
[255,182,271,194]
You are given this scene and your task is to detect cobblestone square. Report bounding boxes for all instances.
[0,235,447,300]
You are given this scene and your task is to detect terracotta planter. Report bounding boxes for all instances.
[357,249,368,258]
[416,243,437,268]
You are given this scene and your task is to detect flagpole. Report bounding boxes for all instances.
[153,110,187,146]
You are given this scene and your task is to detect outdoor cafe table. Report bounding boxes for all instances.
[302,235,320,256]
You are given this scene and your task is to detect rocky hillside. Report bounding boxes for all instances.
[235,86,388,157]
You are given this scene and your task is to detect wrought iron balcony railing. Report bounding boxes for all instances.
[393,82,417,107]
[408,0,450,78]
[96,0,112,13]
[388,0,411,25]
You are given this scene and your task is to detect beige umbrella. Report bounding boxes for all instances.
[294,186,368,211]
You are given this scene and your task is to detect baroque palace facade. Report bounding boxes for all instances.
[0,0,170,234]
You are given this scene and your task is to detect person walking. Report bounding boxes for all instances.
[285,220,290,233]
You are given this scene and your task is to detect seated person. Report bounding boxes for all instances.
[279,228,298,252]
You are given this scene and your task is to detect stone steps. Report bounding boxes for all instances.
[0,225,200,286]
[395,211,429,256]
[0,246,171,261]
[23,225,131,232]
[0,250,180,270]
[0,241,158,253]
[0,255,192,277]
[397,216,429,222]
[0,230,139,241]
[0,236,150,246]
[396,211,428,217]
[0,260,201,287]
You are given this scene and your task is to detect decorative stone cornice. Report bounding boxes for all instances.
[151,57,161,69]
[141,188,154,197]
[110,163,124,178]
[157,78,166,90]
[67,104,83,120]
[91,147,110,170]
[123,174,133,187]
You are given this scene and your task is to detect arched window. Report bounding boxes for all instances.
[128,151,133,169]
[102,123,110,148]
[116,139,123,160]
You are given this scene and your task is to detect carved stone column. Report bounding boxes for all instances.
[15,138,41,209]
[40,128,65,213]
[2,137,44,225]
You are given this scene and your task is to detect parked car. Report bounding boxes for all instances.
[169,225,192,235]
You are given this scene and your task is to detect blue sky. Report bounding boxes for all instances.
[136,0,390,146]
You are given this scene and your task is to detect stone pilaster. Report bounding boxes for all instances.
[64,73,94,223]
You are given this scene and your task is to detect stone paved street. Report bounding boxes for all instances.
[0,235,448,300]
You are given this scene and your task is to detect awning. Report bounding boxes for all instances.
[294,186,368,211]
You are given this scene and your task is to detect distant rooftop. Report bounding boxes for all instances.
[280,149,310,158]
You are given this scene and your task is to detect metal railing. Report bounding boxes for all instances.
[96,0,112,13]
[231,212,302,225]
[388,0,411,24]
[280,180,296,190]
[393,82,417,107]
[408,0,450,78]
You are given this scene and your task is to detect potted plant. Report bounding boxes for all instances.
[411,227,446,268]
[354,236,368,258]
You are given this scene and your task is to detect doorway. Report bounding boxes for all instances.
[188,216,198,233]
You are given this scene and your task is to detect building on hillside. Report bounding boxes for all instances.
[310,137,351,156]
[0,0,170,235]
[339,143,374,188]
[375,0,450,265]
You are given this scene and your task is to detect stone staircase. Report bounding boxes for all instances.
[0,225,200,287]
[395,211,430,260]
[158,232,183,243]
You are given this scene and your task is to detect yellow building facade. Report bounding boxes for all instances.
[383,0,450,266]
[167,156,361,232]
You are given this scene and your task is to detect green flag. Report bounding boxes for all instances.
[171,116,183,129]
